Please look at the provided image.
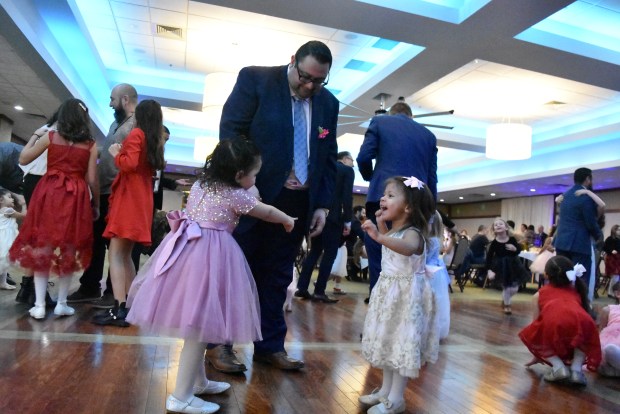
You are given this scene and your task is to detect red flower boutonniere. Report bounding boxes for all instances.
[318,127,329,139]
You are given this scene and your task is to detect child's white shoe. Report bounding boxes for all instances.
[193,380,231,395]
[165,395,219,414]
[358,388,384,405]
[54,303,75,316]
[29,305,46,320]
[0,282,16,290]
[367,399,406,414]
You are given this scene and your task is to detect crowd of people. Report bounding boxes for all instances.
[1,39,618,414]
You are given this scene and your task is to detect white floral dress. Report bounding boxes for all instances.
[362,228,439,378]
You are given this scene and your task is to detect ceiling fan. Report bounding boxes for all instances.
[338,94,454,130]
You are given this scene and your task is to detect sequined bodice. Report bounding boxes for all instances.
[185,182,257,232]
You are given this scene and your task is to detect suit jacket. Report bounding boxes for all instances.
[554,185,602,255]
[220,65,338,232]
[357,113,437,202]
[327,162,354,226]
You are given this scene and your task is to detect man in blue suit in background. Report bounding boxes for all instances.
[207,41,339,372]
[357,102,437,302]
[554,167,603,300]
[295,151,355,303]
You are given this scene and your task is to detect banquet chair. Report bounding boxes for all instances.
[448,237,470,292]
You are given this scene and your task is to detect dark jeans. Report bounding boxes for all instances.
[77,194,113,295]
[297,220,342,295]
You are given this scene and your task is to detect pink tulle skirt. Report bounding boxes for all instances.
[126,223,261,344]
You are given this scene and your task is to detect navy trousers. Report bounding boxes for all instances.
[235,188,309,354]
[297,220,342,295]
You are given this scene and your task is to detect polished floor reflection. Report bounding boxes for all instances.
[0,277,618,414]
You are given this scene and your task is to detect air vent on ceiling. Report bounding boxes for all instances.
[156,24,183,40]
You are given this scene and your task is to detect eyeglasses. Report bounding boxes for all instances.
[296,64,329,86]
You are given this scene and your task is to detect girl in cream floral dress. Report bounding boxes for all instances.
[359,176,439,414]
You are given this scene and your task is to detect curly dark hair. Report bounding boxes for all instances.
[198,138,260,190]
[383,176,436,238]
[56,99,92,143]
[544,255,590,312]
[134,100,165,170]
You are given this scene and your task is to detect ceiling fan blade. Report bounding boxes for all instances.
[337,120,368,127]
[338,100,374,115]
[413,110,454,119]
[338,114,368,119]
[421,123,454,130]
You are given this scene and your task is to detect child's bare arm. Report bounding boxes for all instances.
[247,201,296,232]
[598,306,610,331]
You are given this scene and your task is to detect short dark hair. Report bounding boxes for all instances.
[353,205,364,215]
[389,102,412,117]
[506,220,515,229]
[574,167,592,184]
[338,151,351,160]
[295,41,332,68]
[477,225,486,232]
[163,125,170,134]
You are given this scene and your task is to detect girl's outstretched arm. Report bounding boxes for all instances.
[362,222,423,256]
[19,131,50,165]
[247,201,296,232]
[598,305,610,331]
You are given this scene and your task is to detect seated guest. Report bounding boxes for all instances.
[455,225,489,284]
[534,225,548,248]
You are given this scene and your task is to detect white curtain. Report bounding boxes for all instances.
[501,195,555,231]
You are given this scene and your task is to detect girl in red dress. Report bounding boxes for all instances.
[9,99,99,320]
[519,255,601,386]
[93,100,164,326]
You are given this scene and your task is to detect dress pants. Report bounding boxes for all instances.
[297,220,342,295]
[235,188,309,354]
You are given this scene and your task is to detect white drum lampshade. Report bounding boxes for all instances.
[485,123,532,160]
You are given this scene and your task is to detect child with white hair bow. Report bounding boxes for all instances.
[518,256,601,386]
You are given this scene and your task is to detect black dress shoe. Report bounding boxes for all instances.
[253,351,304,370]
[311,293,338,303]
[294,290,312,299]
[6,274,16,286]
[364,297,370,304]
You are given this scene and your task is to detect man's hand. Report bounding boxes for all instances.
[308,208,327,238]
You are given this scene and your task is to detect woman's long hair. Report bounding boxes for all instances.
[135,100,165,170]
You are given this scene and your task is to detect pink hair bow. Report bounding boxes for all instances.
[566,263,586,282]
[403,176,425,189]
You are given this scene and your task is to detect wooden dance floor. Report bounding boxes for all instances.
[0,278,618,414]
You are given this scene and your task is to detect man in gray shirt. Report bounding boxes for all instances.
[67,84,138,305]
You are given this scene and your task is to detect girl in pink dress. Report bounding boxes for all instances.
[599,282,620,377]
[126,138,295,414]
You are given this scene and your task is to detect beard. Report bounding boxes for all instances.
[113,107,127,124]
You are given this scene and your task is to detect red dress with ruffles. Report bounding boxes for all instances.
[103,128,154,244]
[9,131,94,276]
[519,284,602,371]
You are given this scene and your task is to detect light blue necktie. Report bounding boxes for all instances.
[293,98,308,184]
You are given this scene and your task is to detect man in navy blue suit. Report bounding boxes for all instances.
[295,151,355,303]
[554,167,603,300]
[207,41,338,372]
[357,102,437,302]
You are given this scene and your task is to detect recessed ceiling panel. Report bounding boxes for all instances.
[515,0,620,65]
[355,0,491,23]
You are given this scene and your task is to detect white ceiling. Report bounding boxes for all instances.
[1,0,619,204]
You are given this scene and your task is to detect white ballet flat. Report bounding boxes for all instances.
[29,305,46,320]
[54,303,75,316]
[193,380,231,395]
[165,395,219,414]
